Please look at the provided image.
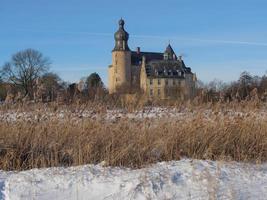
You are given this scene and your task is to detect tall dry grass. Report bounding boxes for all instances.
[0,105,267,171]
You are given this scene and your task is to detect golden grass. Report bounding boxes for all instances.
[0,102,267,171]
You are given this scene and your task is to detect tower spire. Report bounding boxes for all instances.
[113,18,130,51]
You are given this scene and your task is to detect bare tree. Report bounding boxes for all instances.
[85,73,105,99]
[1,49,50,98]
[0,76,7,101]
[40,72,62,101]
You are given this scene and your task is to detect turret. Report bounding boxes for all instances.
[113,18,130,51]
[108,19,132,94]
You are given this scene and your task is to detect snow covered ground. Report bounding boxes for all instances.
[1,107,267,123]
[0,159,266,200]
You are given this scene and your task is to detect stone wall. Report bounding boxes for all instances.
[109,51,131,94]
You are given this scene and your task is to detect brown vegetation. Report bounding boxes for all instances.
[0,102,266,171]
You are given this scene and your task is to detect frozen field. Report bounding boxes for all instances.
[0,159,266,200]
[1,106,266,199]
[1,107,267,123]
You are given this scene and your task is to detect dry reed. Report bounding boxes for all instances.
[0,103,267,171]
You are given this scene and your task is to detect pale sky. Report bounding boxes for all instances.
[1,0,267,86]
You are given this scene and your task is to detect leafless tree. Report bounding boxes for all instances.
[1,49,50,98]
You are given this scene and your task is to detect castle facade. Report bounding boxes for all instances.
[108,19,197,100]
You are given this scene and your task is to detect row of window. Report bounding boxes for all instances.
[150,89,161,96]
[155,70,184,77]
[149,79,180,86]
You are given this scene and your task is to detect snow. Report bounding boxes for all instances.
[1,107,267,123]
[0,159,266,200]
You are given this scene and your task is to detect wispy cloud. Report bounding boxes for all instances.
[52,65,106,72]
[11,28,267,47]
[132,34,267,47]
[12,28,112,37]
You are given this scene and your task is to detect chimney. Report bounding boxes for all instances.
[142,55,146,64]
[136,47,140,54]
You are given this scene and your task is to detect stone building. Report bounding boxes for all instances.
[108,19,197,100]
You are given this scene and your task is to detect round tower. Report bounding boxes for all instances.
[109,18,131,93]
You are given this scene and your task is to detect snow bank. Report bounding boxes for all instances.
[0,159,266,200]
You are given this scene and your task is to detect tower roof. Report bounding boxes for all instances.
[119,18,125,28]
[113,18,130,51]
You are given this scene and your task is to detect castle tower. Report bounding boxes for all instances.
[108,18,132,94]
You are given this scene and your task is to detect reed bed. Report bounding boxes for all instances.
[0,102,266,171]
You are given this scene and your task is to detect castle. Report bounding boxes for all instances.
[108,19,197,100]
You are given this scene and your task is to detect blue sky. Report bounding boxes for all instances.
[1,0,267,86]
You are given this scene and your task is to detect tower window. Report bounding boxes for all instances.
[158,79,161,85]
[150,79,153,85]
[173,79,176,85]
[165,79,168,85]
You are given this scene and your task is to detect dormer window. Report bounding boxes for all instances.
[155,69,159,76]
[164,53,169,60]
[164,69,168,75]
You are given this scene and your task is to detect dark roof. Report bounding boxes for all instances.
[165,44,175,55]
[164,44,177,60]
[145,60,192,78]
[130,44,193,78]
[113,18,130,51]
[131,51,163,65]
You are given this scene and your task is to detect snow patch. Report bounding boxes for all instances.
[0,159,266,200]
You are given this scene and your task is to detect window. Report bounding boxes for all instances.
[164,69,168,75]
[173,79,176,85]
[165,79,168,85]
[158,79,161,85]
[150,79,153,85]
[150,89,153,96]
[158,89,161,96]
[164,53,168,60]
